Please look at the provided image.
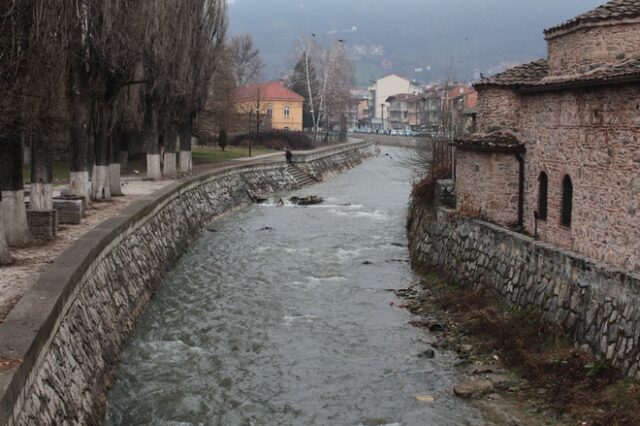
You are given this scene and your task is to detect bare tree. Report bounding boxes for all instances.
[230,34,264,87]
[294,37,355,143]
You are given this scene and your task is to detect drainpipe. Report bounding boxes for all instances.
[515,152,525,231]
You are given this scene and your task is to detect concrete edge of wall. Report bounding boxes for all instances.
[0,140,374,423]
[408,203,640,377]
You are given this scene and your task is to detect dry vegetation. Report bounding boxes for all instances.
[412,273,640,426]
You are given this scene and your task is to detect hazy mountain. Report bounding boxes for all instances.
[228,0,605,86]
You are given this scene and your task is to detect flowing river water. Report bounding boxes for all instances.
[106,148,484,426]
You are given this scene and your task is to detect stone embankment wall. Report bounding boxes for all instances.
[359,134,420,148]
[0,141,376,425]
[408,202,640,379]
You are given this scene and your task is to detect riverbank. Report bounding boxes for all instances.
[0,140,376,425]
[406,201,640,425]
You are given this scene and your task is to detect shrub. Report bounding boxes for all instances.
[218,129,227,151]
[230,130,313,150]
[411,140,452,204]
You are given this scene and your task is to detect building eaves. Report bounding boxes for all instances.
[520,57,640,92]
[452,132,525,153]
[475,57,640,92]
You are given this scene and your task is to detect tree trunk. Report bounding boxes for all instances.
[120,131,130,171]
[67,54,92,202]
[91,102,111,201]
[30,137,53,210]
[0,138,31,246]
[0,189,11,264]
[144,102,162,180]
[163,127,178,179]
[179,120,193,175]
[109,129,123,196]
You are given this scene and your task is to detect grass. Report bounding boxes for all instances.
[21,146,277,182]
[23,161,70,185]
[191,145,275,165]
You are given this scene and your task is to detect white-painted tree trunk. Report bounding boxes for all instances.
[179,151,192,175]
[109,163,123,196]
[91,165,111,201]
[163,152,177,179]
[147,154,162,180]
[30,183,53,210]
[70,171,91,203]
[1,190,31,246]
[0,207,11,264]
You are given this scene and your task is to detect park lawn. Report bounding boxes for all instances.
[192,145,275,164]
[20,146,275,183]
[23,160,70,185]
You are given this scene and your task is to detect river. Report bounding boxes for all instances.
[105,147,484,426]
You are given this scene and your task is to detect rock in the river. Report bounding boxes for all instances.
[429,322,446,332]
[453,380,494,399]
[418,349,436,359]
[289,195,323,205]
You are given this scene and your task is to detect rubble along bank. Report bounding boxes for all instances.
[406,201,640,425]
[0,141,376,425]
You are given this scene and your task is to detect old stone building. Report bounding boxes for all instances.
[453,0,640,273]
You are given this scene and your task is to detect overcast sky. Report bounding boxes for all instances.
[228,0,605,85]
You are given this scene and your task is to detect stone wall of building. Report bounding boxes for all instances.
[0,142,376,426]
[519,84,640,273]
[546,21,640,76]
[476,87,520,133]
[408,202,640,380]
[456,150,520,228]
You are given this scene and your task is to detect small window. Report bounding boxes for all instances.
[267,106,273,117]
[538,172,548,221]
[284,106,290,118]
[562,175,573,227]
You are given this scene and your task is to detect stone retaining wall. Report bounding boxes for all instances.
[408,202,640,379]
[0,141,375,425]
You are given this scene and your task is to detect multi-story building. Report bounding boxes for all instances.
[367,74,413,130]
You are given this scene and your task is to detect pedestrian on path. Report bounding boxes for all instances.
[285,148,293,164]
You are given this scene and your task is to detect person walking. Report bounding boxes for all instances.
[285,148,293,164]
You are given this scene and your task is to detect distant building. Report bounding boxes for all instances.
[452,0,640,273]
[385,94,424,130]
[233,81,304,131]
[367,74,414,130]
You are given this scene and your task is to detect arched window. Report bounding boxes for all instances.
[562,175,573,227]
[267,106,273,117]
[284,106,290,118]
[538,172,548,221]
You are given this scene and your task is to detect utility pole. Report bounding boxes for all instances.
[380,103,385,132]
[252,87,261,157]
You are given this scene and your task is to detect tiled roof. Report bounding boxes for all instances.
[545,0,640,36]
[233,81,304,102]
[452,132,525,153]
[530,57,640,89]
[475,60,549,88]
[475,57,640,90]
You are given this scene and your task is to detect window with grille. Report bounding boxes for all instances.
[538,172,548,221]
[562,175,573,227]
